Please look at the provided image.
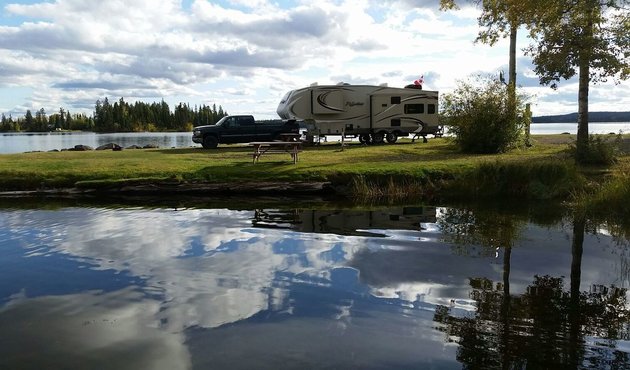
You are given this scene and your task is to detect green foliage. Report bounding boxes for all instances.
[523,0,630,162]
[1,98,228,133]
[567,134,621,166]
[441,0,529,45]
[442,0,630,163]
[0,113,19,131]
[572,171,630,240]
[350,174,432,202]
[525,0,630,89]
[93,98,227,133]
[182,122,194,132]
[441,76,526,154]
[447,159,584,199]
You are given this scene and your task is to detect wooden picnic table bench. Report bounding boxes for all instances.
[249,141,302,164]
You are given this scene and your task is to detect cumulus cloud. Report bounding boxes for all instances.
[1,0,377,114]
[0,0,627,117]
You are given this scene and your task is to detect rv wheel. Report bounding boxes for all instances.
[371,133,385,144]
[385,132,398,144]
[359,134,372,145]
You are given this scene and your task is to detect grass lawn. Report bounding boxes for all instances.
[0,135,627,193]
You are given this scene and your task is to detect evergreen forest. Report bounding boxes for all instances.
[0,97,228,133]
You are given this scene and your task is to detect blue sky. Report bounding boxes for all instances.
[0,0,628,119]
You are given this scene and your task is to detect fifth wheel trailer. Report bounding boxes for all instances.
[276,83,442,144]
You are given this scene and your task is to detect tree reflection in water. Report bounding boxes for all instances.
[434,207,630,369]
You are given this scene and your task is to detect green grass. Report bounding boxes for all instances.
[574,170,630,218]
[1,136,627,201]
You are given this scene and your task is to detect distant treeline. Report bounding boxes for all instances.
[533,111,630,123]
[0,98,228,133]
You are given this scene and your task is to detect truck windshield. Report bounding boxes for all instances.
[215,117,228,126]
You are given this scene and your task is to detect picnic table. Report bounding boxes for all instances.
[249,141,302,164]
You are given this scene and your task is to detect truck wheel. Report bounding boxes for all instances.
[371,132,385,144]
[386,132,398,144]
[359,134,372,145]
[202,136,218,149]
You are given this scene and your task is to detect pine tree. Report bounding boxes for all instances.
[35,108,48,132]
[66,110,73,130]
[55,108,64,130]
[25,110,34,131]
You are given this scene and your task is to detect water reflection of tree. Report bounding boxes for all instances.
[434,214,630,369]
[437,204,547,368]
[437,205,527,258]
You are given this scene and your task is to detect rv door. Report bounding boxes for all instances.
[370,94,399,129]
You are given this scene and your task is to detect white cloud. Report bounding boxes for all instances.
[0,0,628,117]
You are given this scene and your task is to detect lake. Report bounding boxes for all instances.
[1,122,629,154]
[0,131,196,154]
[0,198,628,369]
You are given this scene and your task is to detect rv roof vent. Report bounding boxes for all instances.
[310,82,318,86]
[379,83,388,87]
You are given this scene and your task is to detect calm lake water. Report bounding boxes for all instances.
[0,132,196,154]
[1,122,629,154]
[0,198,628,369]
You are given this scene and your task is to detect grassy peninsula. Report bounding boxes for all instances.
[0,135,628,208]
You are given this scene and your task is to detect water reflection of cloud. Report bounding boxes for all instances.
[351,220,630,310]
[184,303,459,370]
[2,204,629,366]
[0,288,191,370]
[1,207,366,333]
[372,282,477,312]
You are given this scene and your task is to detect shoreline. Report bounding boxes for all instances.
[0,180,335,197]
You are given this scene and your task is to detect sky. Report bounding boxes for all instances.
[0,0,628,119]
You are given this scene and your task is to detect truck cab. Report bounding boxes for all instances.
[216,116,257,144]
[192,115,299,149]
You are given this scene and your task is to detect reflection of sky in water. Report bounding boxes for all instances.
[0,206,628,369]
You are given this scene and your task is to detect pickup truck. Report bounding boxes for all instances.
[192,115,300,149]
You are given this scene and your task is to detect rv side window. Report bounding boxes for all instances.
[391,96,401,104]
[428,104,436,114]
[404,104,424,114]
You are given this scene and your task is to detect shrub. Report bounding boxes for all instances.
[441,76,527,154]
[568,134,621,166]
[182,122,194,132]
[446,160,584,199]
